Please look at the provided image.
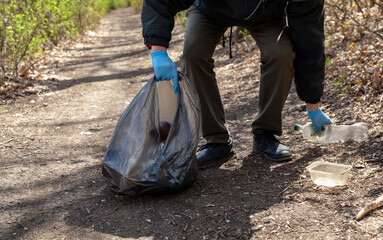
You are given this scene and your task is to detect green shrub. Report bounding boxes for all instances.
[0,0,129,84]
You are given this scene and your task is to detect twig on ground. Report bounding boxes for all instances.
[0,138,13,145]
[215,227,229,239]
[356,195,383,221]
[192,229,202,238]
[224,212,230,223]
[183,223,188,232]
[277,182,296,198]
[179,212,193,219]
[251,190,266,196]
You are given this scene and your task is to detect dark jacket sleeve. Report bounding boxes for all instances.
[287,0,325,104]
[142,0,194,48]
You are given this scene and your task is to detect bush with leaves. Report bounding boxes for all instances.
[325,0,383,96]
[0,0,129,84]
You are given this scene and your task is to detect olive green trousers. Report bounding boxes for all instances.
[181,7,295,144]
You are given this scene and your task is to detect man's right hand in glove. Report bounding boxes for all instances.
[151,46,179,94]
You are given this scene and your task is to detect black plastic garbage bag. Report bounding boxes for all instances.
[102,73,201,196]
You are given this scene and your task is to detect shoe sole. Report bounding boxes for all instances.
[261,152,292,162]
[197,152,237,170]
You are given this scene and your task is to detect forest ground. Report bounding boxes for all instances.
[1,7,383,240]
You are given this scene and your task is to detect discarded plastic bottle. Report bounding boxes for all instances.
[294,122,368,143]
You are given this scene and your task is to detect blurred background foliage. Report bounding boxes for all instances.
[0,0,139,82]
[1,0,382,92]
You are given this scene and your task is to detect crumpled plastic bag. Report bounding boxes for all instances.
[102,73,201,196]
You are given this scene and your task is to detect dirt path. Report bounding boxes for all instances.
[1,7,383,240]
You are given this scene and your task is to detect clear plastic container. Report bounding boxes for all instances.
[306,162,352,187]
[294,122,368,143]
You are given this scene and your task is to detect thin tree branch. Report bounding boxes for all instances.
[21,56,46,76]
[352,0,365,15]
[326,2,383,41]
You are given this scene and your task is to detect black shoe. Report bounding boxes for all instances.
[253,131,292,162]
[197,139,236,169]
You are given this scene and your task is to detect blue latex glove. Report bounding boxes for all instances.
[307,108,333,132]
[151,50,179,94]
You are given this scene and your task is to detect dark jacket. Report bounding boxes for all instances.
[141,0,325,103]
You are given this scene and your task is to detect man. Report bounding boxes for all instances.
[142,0,332,168]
